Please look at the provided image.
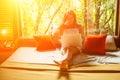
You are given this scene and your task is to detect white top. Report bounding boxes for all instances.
[60,28,82,49]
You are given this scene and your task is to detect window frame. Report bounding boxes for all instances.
[115,0,120,37]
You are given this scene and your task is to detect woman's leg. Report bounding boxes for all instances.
[60,46,80,70]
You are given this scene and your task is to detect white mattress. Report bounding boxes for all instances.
[7,47,63,64]
[6,47,97,65]
[6,47,120,65]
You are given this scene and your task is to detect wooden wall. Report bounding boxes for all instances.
[0,0,19,40]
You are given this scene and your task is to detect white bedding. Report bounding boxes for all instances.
[6,47,63,64]
[5,47,120,65]
[6,47,95,65]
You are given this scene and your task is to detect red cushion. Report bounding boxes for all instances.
[83,34,107,55]
[34,35,56,51]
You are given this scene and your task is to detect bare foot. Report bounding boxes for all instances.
[53,60,61,65]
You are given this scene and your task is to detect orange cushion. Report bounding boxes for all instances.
[34,35,56,51]
[83,34,107,55]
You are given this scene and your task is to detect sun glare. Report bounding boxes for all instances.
[1,29,7,35]
[75,0,81,8]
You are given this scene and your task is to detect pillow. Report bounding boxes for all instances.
[105,35,117,51]
[34,35,56,51]
[83,34,107,55]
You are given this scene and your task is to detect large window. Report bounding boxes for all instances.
[20,0,118,38]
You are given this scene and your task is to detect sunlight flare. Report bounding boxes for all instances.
[1,29,7,35]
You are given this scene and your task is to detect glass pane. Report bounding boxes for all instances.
[21,0,118,38]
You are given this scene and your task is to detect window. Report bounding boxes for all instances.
[19,0,118,38]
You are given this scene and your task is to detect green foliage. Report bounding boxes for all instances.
[21,0,117,37]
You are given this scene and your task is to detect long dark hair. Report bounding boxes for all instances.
[63,10,77,23]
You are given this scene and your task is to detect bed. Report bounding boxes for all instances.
[0,46,120,80]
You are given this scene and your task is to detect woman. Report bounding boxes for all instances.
[53,10,84,70]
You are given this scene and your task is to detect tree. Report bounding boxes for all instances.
[22,0,117,37]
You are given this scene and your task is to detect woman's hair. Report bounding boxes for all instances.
[62,10,77,26]
[57,10,79,35]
